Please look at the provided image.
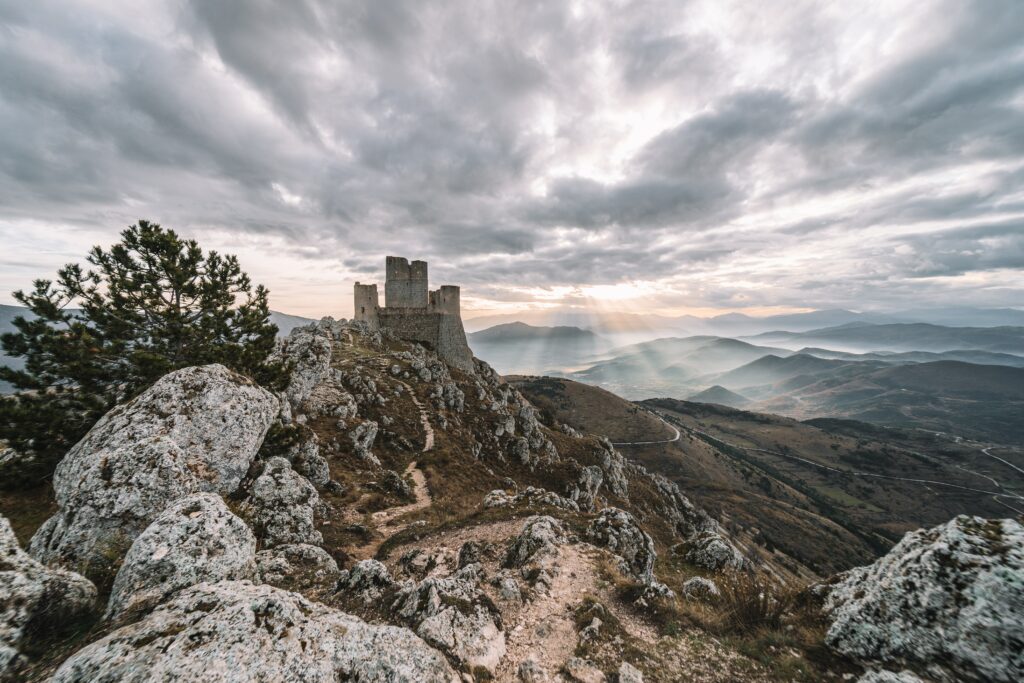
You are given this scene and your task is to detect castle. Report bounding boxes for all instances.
[354,256,475,373]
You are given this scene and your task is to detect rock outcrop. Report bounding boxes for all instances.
[683,531,746,572]
[29,365,276,582]
[505,516,566,569]
[586,508,657,584]
[1,515,96,681]
[255,544,341,592]
[104,494,256,621]
[51,581,458,682]
[240,457,323,547]
[825,515,1024,683]
[393,563,506,675]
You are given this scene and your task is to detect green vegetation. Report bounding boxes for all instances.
[0,220,287,485]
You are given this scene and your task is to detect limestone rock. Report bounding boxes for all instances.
[29,364,276,582]
[1,515,96,680]
[856,672,926,683]
[338,559,396,604]
[596,439,628,498]
[682,576,720,601]
[586,508,657,584]
[351,420,381,466]
[51,580,458,682]
[484,487,579,512]
[518,657,550,682]
[567,466,603,511]
[241,457,323,547]
[483,489,514,508]
[286,432,330,486]
[825,515,1024,683]
[255,544,341,592]
[105,494,256,622]
[684,531,746,571]
[393,564,505,675]
[565,656,606,682]
[618,661,645,683]
[505,516,566,568]
[274,322,334,410]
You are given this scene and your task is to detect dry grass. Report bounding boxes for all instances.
[714,572,797,634]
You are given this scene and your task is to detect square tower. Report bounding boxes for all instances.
[385,256,428,308]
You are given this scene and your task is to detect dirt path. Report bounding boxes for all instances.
[495,544,598,681]
[371,460,432,530]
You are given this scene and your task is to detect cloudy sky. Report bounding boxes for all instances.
[1,0,1022,319]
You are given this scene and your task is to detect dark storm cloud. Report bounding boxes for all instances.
[1,0,1022,314]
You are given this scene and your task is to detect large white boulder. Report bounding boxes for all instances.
[51,581,458,682]
[825,515,1024,683]
[104,494,256,622]
[29,365,276,582]
[1,515,96,680]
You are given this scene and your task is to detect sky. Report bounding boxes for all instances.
[1,0,1022,319]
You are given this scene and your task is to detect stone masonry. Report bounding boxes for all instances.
[354,257,475,373]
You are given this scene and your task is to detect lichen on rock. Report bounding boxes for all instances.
[825,515,1024,683]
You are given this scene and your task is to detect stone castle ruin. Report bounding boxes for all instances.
[354,256,474,372]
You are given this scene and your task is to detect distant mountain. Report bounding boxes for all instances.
[568,336,791,399]
[687,385,750,408]
[469,322,597,343]
[467,322,610,375]
[269,311,318,335]
[892,306,1024,327]
[750,323,1024,354]
[797,346,1024,367]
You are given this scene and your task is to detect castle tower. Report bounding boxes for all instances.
[353,282,380,330]
[385,256,428,308]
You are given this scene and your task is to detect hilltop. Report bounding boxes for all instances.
[1,319,1020,682]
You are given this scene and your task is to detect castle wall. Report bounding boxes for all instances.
[385,256,428,308]
[428,285,460,315]
[377,308,474,373]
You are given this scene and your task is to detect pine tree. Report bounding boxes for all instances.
[0,220,288,484]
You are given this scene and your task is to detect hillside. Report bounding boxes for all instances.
[744,360,1024,444]
[2,319,1020,682]
[513,378,1018,577]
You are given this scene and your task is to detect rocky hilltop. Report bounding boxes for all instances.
[1,318,1020,682]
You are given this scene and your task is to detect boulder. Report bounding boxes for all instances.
[241,457,323,547]
[825,515,1024,683]
[286,432,330,487]
[105,494,256,621]
[393,564,505,675]
[1,515,96,680]
[337,559,396,604]
[684,531,745,571]
[255,544,341,592]
[29,365,276,582]
[505,516,566,568]
[51,580,458,682]
[618,662,645,683]
[567,466,603,511]
[565,657,606,682]
[351,420,380,466]
[586,508,657,584]
[682,576,720,601]
[275,322,335,410]
[856,672,926,683]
